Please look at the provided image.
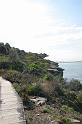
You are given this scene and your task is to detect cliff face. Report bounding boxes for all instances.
[48,62,64,77]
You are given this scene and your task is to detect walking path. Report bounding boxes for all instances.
[0,77,26,124]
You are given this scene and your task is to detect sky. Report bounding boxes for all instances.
[0,0,82,62]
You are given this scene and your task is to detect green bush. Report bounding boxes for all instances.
[42,108,49,113]
[0,61,25,72]
[42,107,51,113]
[60,105,74,113]
[28,83,43,96]
[61,117,73,124]
[43,73,54,81]
[69,79,82,91]
[3,70,22,83]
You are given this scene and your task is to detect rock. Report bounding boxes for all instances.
[36,114,40,116]
[30,97,47,106]
[70,118,80,123]
[51,121,59,124]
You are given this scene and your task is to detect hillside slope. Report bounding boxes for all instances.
[0,43,82,124]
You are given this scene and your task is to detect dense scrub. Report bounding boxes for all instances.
[0,43,82,123]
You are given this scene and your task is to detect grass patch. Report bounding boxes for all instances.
[0,55,9,62]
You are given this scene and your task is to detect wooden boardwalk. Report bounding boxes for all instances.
[0,77,26,124]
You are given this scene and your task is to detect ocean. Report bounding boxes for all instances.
[59,62,82,83]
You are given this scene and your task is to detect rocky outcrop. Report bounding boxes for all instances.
[48,62,64,77]
[30,96,47,106]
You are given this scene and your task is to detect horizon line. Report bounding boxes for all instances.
[57,61,82,63]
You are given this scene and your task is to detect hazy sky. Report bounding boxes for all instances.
[0,0,82,61]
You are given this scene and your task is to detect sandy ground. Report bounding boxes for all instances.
[0,77,26,124]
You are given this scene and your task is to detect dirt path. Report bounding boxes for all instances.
[0,77,26,124]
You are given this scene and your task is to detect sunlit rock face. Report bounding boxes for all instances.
[0,77,26,124]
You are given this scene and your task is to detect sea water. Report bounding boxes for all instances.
[59,62,82,83]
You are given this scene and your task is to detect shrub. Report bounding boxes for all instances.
[60,105,74,113]
[42,107,51,113]
[28,83,43,96]
[0,61,25,72]
[69,79,82,91]
[3,70,22,83]
[61,117,73,124]
[43,73,54,81]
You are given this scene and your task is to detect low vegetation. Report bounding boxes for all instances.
[0,42,82,124]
